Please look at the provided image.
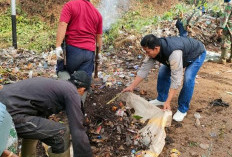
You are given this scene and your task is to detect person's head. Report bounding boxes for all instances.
[225,0,231,3]
[140,34,161,58]
[69,71,91,96]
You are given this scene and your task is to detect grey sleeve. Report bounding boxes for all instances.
[65,94,93,157]
[137,56,155,78]
[169,50,183,89]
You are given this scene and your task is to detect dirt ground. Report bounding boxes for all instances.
[85,60,232,157]
[16,51,232,157]
[137,62,232,157]
[1,0,231,156]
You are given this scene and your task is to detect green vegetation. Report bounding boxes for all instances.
[188,141,199,147]
[0,0,222,52]
[103,3,189,46]
[0,7,57,52]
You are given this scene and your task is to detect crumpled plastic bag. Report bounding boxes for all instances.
[119,92,172,157]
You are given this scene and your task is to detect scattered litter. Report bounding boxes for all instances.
[131,149,136,154]
[209,132,217,138]
[115,109,125,117]
[205,51,220,62]
[226,91,232,95]
[96,126,102,134]
[170,148,180,157]
[28,70,33,78]
[210,98,230,107]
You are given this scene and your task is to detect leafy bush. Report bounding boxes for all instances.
[0,7,56,52]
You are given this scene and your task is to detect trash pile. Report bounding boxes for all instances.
[95,49,159,90]
[210,98,230,107]
[85,90,172,157]
[85,88,148,156]
[0,9,225,157]
[112,12,221,54]
[0,48,57,85]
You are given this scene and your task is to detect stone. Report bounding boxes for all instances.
[199,143,209,150]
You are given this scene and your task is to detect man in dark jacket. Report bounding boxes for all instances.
[0,71,92,157]
[123,34,206,122]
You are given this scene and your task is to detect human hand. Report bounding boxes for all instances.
[122,85,134,93]
[2,150,19,157]
[163,101,171,111]
[55,47,63,60]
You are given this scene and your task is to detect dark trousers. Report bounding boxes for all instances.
[56,45,95,77]
[176,19,188,37]
[13,115,69,153]
[66,45,95,77]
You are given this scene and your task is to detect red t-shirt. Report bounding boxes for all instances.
[60,0,103,51]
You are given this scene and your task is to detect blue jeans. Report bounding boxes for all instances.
[66,45,95,77]
[176,19,188,37]
[157,51,206,113]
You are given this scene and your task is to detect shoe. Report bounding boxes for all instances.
[149,99,164,106]
[21,139,38,157]
[173,110,187,122]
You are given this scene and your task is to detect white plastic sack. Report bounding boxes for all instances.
[119,92,172,157]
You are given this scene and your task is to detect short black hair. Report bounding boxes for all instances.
[69,71,91,90]
[140,34,161,49]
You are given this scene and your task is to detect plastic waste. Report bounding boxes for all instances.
[115,109,125,117]
[131,149,136,154]
[28,70,33,78]
[119,92,172,157]
[170,149,180,157]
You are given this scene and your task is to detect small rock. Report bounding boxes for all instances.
[195,118,201,127]
[189,151,199,157]
[199,143,209,150]
[194,112,201,119]
[119,145,125,150]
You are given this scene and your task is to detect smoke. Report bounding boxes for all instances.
[98,0,130,32]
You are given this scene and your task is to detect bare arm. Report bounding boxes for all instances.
[56,22,68,47]
[1,150,18,157]
[123,56,155,92]
[122,76,144,92]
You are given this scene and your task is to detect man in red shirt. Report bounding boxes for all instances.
[55,0,103,79]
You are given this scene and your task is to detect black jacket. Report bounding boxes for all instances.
[155,36,205,67]
[0,78,92,157]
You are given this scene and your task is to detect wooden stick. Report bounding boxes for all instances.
[106,92,122,104]
[94,46,100,78]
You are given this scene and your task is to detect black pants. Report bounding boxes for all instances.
[0,94,69,154]
[13,115,69,153]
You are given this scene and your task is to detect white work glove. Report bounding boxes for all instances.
[55,47,64,60]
